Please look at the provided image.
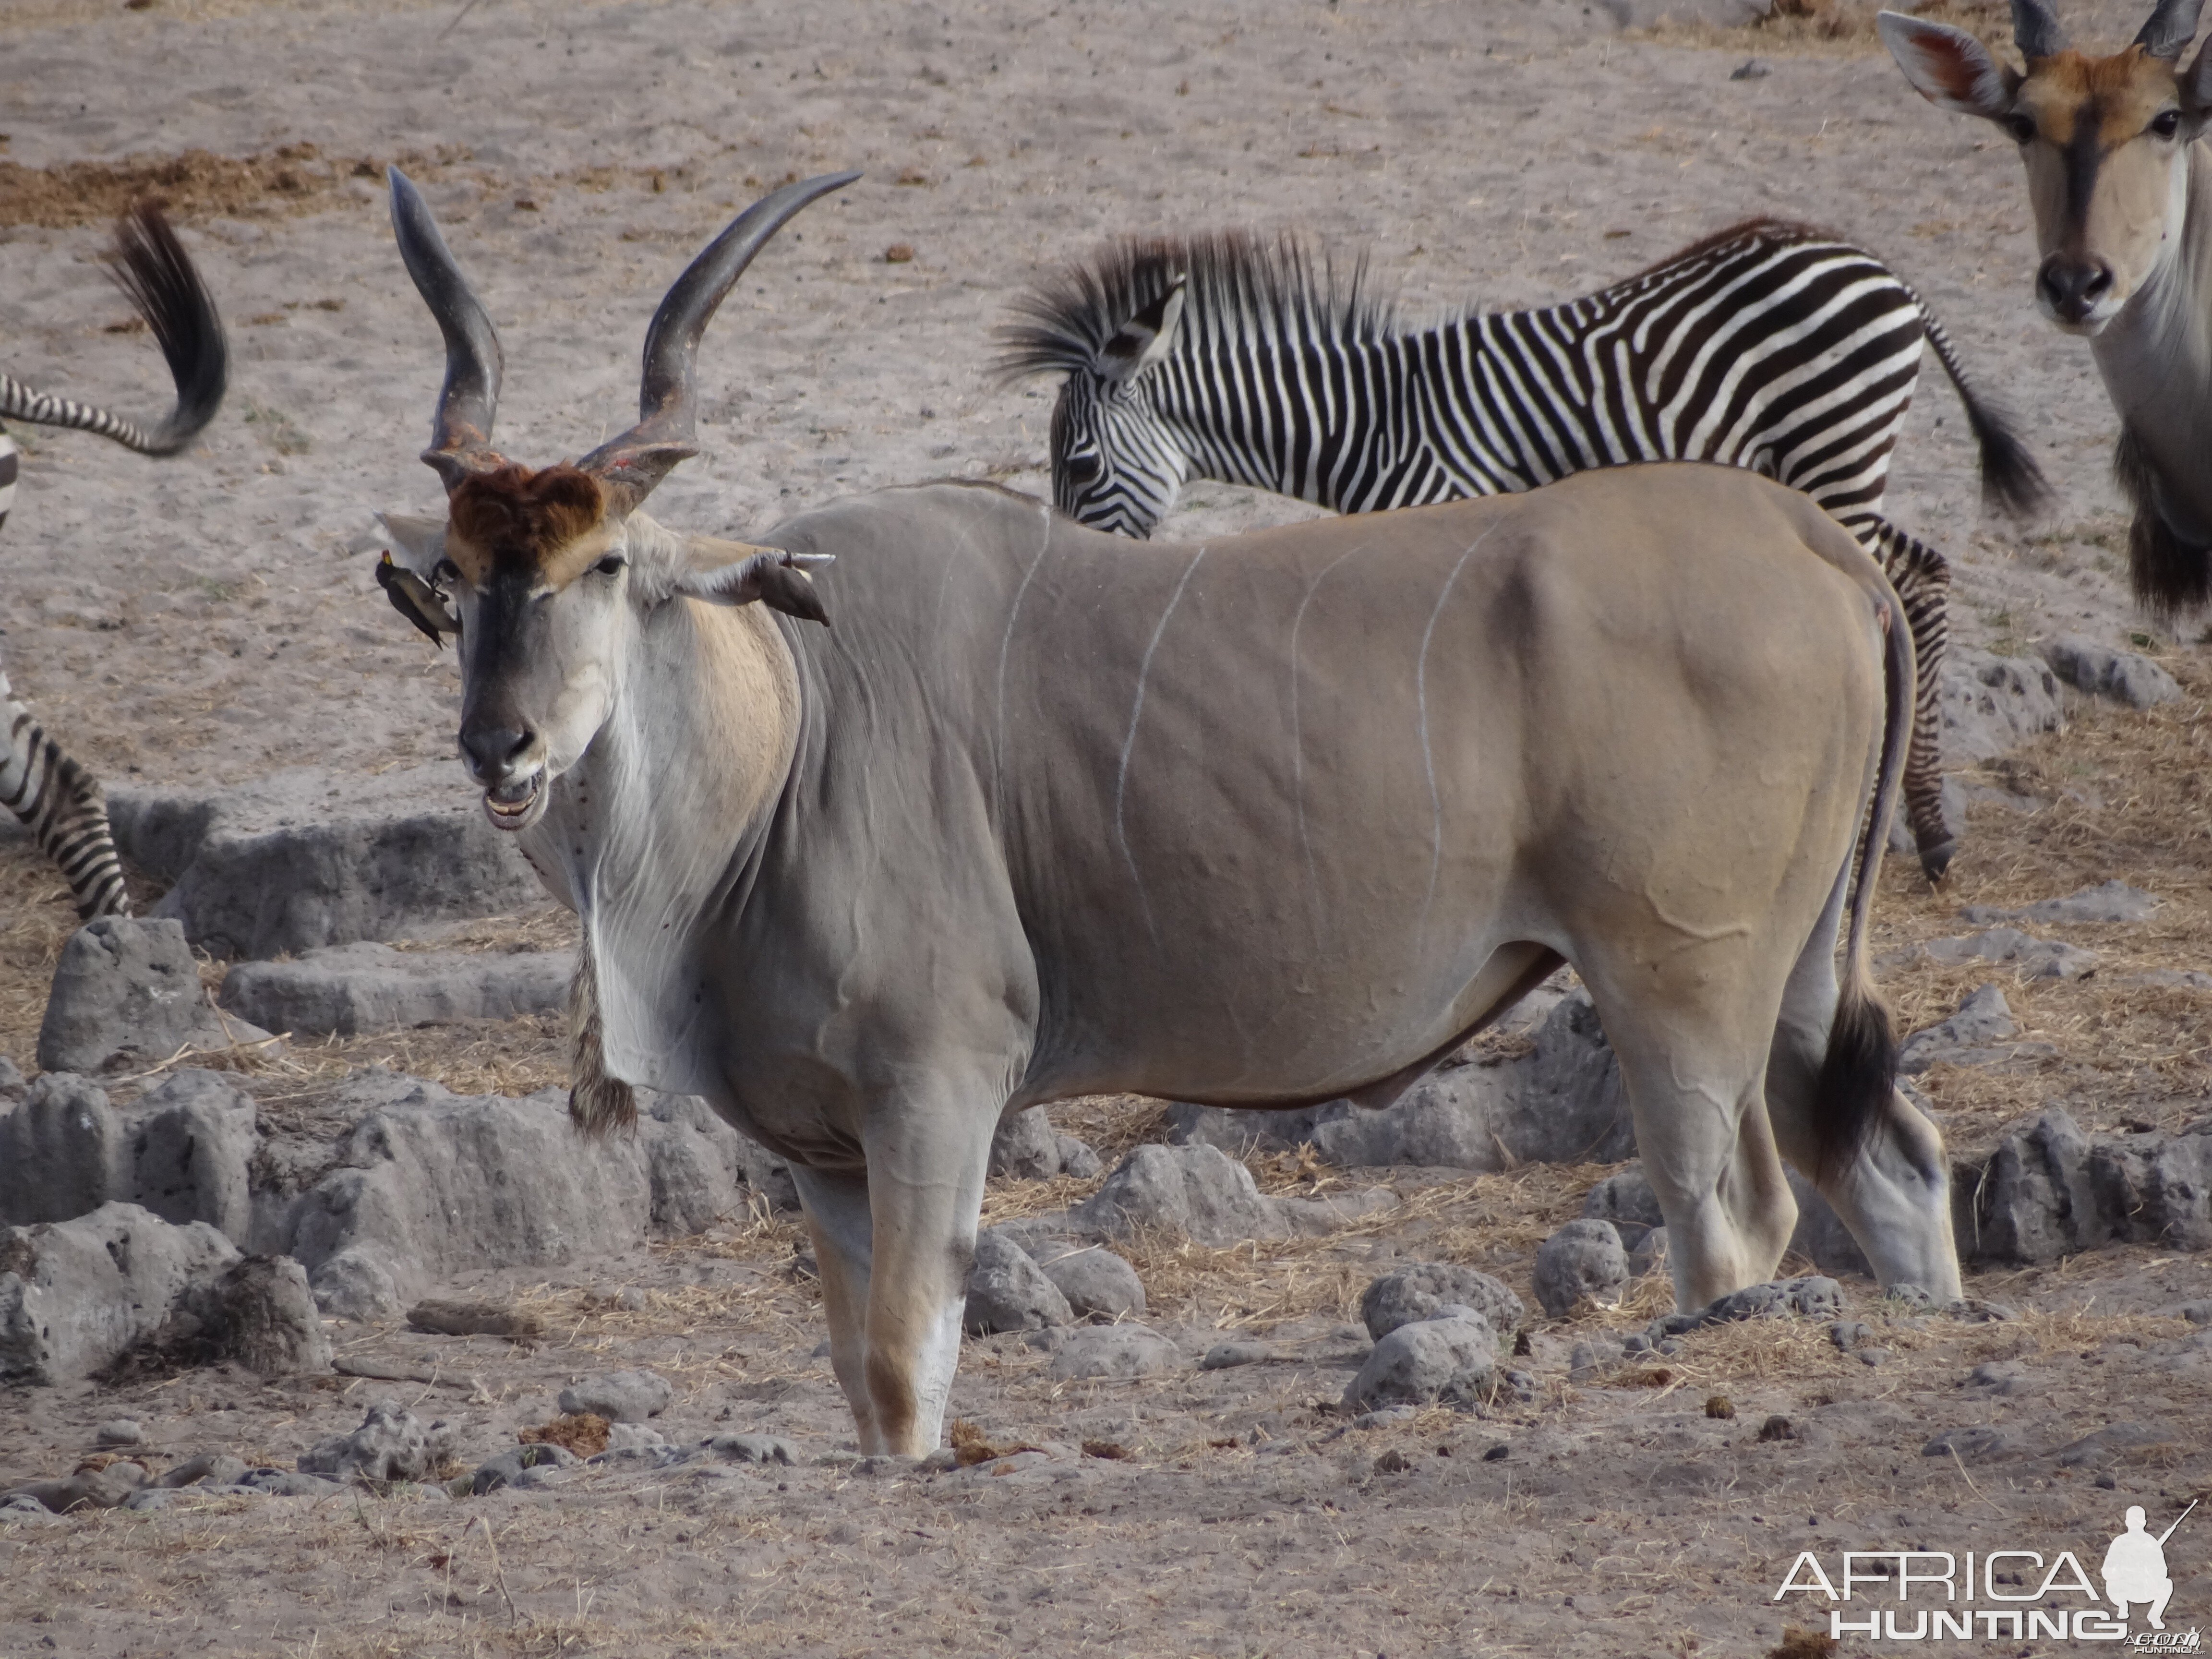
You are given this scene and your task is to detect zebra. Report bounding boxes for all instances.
[0,201,227,919]
[998,220,2051,881]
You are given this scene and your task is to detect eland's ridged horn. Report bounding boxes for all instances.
[2135,0,2205,57]
[2012,0,2069,59]
[579,170,861,514]
[388,167,505,491]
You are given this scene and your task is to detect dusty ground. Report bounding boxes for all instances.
[3,0,2212,1654]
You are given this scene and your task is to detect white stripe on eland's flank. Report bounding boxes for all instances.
[1113,543,1209,951]
[1413,520,1503,948]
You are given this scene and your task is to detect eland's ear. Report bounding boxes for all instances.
[1100,276,1187,383]
[376,512,450,578]
[677,538,835,626]
[1878,13,2018,119]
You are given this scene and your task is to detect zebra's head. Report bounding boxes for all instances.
[1047,284,1191,537]
[376,168,846,834]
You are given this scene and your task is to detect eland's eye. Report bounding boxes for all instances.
[594,554,627,577]
[2151,108,2183,140]
[2005,112,2039,144]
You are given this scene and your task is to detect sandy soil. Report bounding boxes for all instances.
[3,0,2211,1655]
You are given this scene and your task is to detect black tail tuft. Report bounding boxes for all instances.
[1811,983,1897,1184]
[2115,427,2212,616]
[102,200,228,455]
[1965,395,2056,523]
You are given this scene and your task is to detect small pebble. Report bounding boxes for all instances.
[1482,1442,1510,1462]
[1757,1415,1795,1443]
[2096,1471,2119,1490]
[1373,1448,1414,1475]
[1199,1341,1270,1371]
[95,1419,144,1447]
[1705,1395,1735,1420]
[1730,57,1770,79]
[1857,1346,1891,1367]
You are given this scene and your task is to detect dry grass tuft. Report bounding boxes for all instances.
[517,1413,609,1458]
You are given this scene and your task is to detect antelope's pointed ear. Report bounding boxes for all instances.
[2186,35,2212,115]
[1878,13,2018,119]
[376,511,450,578]
[1100,276,1187,383]
[677,537,835,626]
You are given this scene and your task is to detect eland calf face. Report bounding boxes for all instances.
[373,168,852,832]
[1881,0,2212,334]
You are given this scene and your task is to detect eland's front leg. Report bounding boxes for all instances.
[795,1100,997,1456]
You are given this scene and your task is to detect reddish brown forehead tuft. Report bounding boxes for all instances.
[2021,45,2179,145]
[445,463,610,586]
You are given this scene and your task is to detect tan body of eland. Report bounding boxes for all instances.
[375,175,1960,1456]
[1883,0,2212,609]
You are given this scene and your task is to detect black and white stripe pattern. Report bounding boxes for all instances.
[0,428,130,919]
[1003,220,2049,879]
[0,203,228,919]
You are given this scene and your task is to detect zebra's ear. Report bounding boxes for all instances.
[376,511,449,579]
[1100,276,1187,383]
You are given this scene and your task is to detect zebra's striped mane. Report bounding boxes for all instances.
[996,231,1392,381]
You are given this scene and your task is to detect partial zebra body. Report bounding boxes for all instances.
[0,203,228,918]
[1003,221,2051,880]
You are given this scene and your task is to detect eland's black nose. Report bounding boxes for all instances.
[460,724,533,785]
[2038,253,2114,324]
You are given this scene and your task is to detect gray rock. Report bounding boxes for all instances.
[963,1232,1072,1334]
[5,1461,149,1512]
[990,1106,1063,1179]
[219,942,573,1037]
[1961,880,2162,927]
[1343,1313,1496,1410]
[148,1254,333,1375]
[1360,1263,1525,1340]
[1047,1323,1180,1380]
[1629,1226,1669,1279]
[639,1090,751,1237]
[0,1057,26,1102]
[298,1403,455,1483]
[1921,1425,2015,1461]
[1034,1245,1146,1320]
[239,1468,346,1498]
[0,1072,123,1225]
[470,1443,580,1494]
[124,1070,258,1243]
[1533,1219,1630,1316]
[1940,649,2065,764]
[1915,927,2097,982]
[1653,1274,1844,1337]
[1514,992,1638,1165]
[1071,1144,1287,1247]
[2039,634,2181,709]
[702,1433,800,1465]
[0,1202,240,1384]
[36,917,277,1075]
[1582,1166,1665,1248]
[1829,1321,1870,1351]
[96,1419,144,1446]
[2055,1421,2177,1468]
[1899,983,2050,1073]
[284,1079,659,1318]
[557,1369,672,1423]
[1973,1106,2098,1263]
[159,1452,250,1489]
[1057,1136,1104,1179]
[605,1422,665,1453]
[1199,1340,1271,1370]
[109,764,545,960]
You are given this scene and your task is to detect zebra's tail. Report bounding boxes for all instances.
[0,680,132,921]
[1917,299,2053,524]
[0,203,228,456]
[1811,557,1915,1182]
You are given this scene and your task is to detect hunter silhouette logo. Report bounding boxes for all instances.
[1772,1496,2199,1644]
[2105,1502,2191,1632]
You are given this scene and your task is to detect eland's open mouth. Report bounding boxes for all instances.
[483,773,544,831]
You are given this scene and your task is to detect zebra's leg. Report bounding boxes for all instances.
[0,670,132,920]
[1868,520,1954,882]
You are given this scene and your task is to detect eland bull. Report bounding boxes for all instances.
[373,169,1961,1455]
[1881,0,2212,611]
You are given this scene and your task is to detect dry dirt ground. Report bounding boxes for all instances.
[2,0,2212,1655]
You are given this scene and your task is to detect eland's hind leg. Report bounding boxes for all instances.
[1583,975,1801,1311]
